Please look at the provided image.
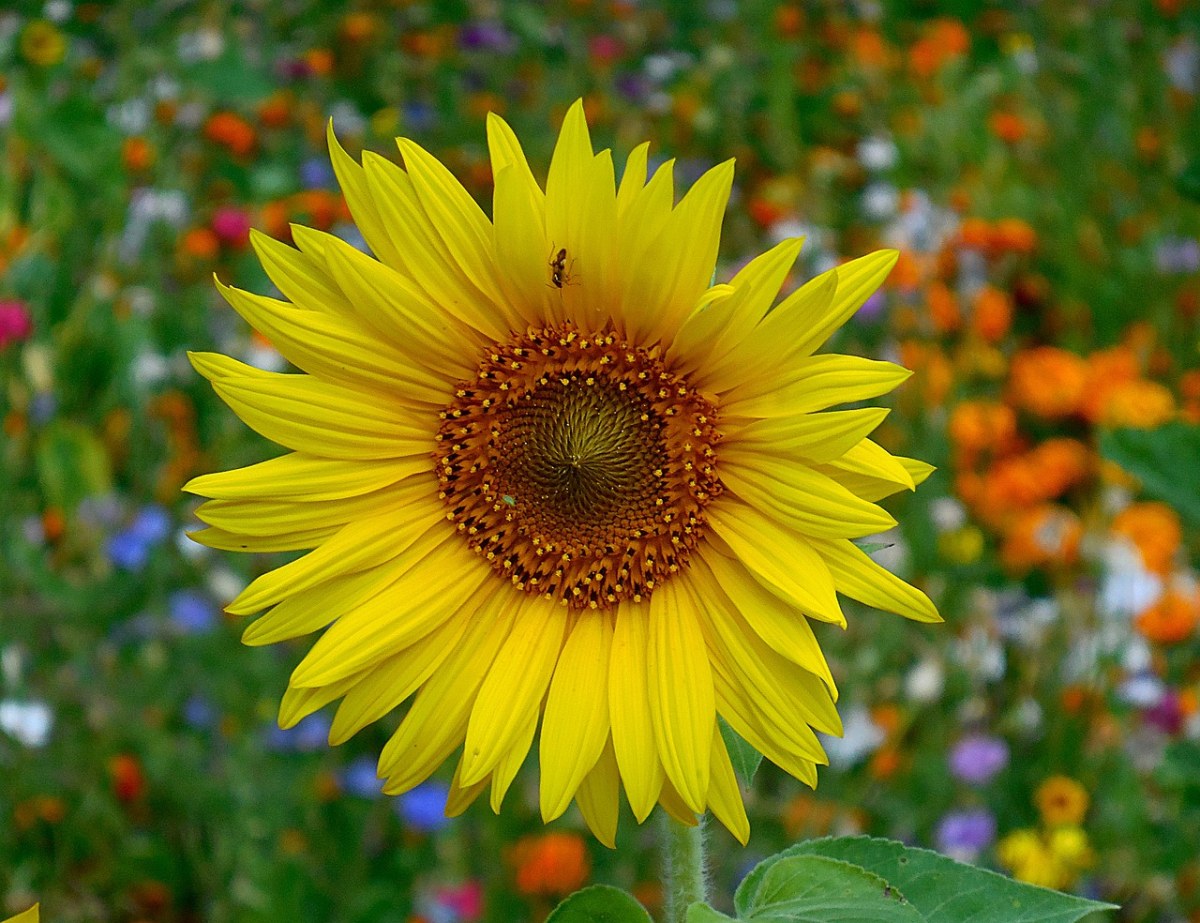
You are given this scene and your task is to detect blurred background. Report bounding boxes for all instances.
[2,1,1200,921]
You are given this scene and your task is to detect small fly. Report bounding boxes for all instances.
[548,247,576,288]
[501,494,517,507]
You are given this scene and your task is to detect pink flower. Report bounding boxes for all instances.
[0,300,33,348]
[434,880,484,921]
[210,206,252,248]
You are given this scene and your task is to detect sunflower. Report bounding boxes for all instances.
[187,101,940,846]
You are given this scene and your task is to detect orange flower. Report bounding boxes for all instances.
[109,753,146,803]
[1098,379,1175,428]
[775,4,804,37]
[1035,776,1089,826]
[948,400,1018,463]
[258,91,293,129]
[1135,589,1200,645]
[121,136,155,172]
[851,28,890,69]
[959,217,991,250]
[1027,438,1091,498]
[512,832,590,898]
[304,47,334,75]
[204,111,256,157]
[971,285,1012,342]
[926,280,961,334]
[1081,346,1140,422]
[1112,502,1182,575]
[1008,347,1089,419]
[180,227,220,261]
[989,111,1028,145]
[1000,504,1081,570]
[991,217,1037,254]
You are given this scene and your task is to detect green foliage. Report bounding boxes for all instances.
[718,717,763,785]
[547,885,654,922]
[727,837,1117,923]
[1099,423,1200,527]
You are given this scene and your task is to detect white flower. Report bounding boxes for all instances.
[856,135,898,172]
[820,705,885,768]
[0,700,53,748]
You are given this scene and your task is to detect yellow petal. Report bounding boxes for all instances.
[822,438,915,491]
[277,673,358,729]
[317,227,484,376]
[670,237,805,377]
[242,560,409,646]
[250,229,357,320]
[723,408,890,466]
[378,591,518,787]
[215,279,450,403]
[721,355,912,419]
[809,537,942,623]
[189,524,336,553]
[539,613,613,821]
[657,777,699,827]
[462,600,565,786]
[707,501,845,625]
[575,738,621,848]
[189,352,434,461]
[720,456,898,539]
[625,160,735,346]
[397,137,522,331]
[491,711,537,813]
[707,724,750,845]
[446,757,490,817]
[648,581,713,813]
[615,142,649,217]
[226,488,442,615]
[330,613,471,744]
[816,454,935,502]
[289,533,489,687]
[693,549,835,695]
[326,121,405,270]
[609,603,665,822]
[492,162,551,325]
[184,453,420,502]
[194,484,415,537]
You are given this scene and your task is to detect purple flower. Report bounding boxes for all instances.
[948,734,1009,785]
[300,157,334,189]
[342,756,383,798]
[855,289,887,322]
[169,590,217,634]
[936,809,996,859]
[397,780,450,831]
[458,21,514,53]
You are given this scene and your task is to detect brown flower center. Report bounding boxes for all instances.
[435,323,722,609]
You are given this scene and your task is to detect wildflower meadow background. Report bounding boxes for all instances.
[3,1,1200,921]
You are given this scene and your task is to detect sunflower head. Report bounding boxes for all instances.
[187,100,940,847]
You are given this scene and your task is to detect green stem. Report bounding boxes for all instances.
[662,813,707,922]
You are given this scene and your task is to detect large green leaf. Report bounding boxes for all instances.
[1098,423,1200,528]
[737,837,1117,923]
[735,855,924,921]
[547,885,654,923]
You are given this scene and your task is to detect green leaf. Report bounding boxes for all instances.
[546,885,654,923]
[853,542,894,555]
[737,837,1117,923]
[739,855,925,922]
[687,904,737,922]
[1098,423,1200,528]
[719,715,763,785]
[35,420,114,512]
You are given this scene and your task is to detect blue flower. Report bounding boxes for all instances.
[169,590,217,634]
[397,781,450,832]
[342,756,383,798]
[265,713,331,752]
[130,505,171,545]
[107,530,149,571]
